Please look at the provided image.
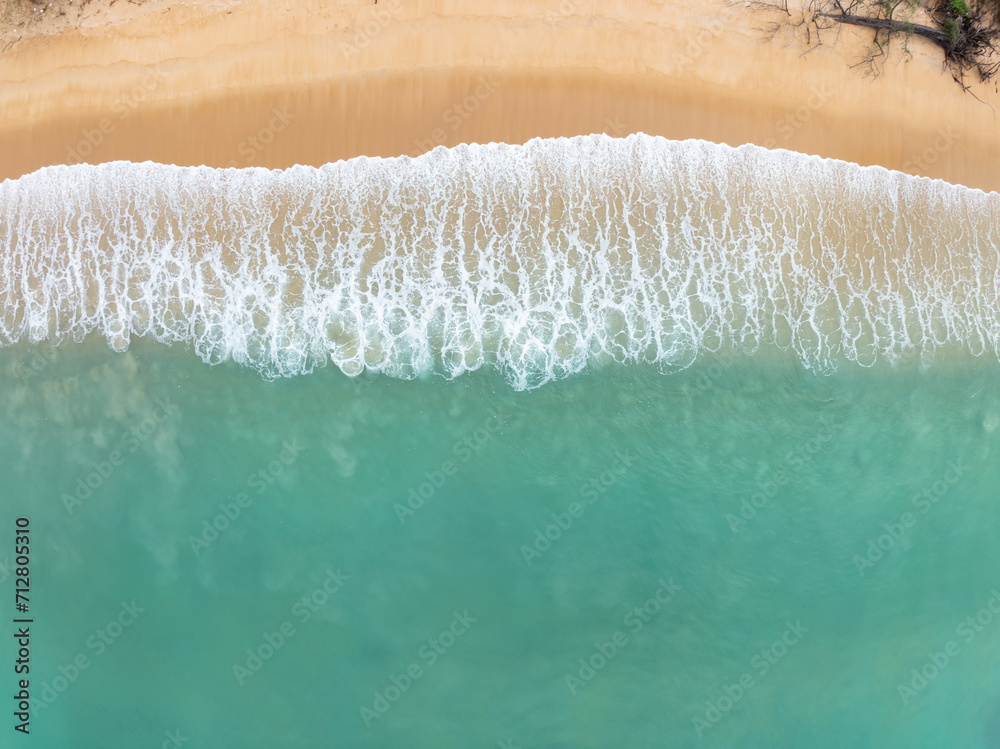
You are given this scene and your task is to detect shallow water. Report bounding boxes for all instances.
[3,339,1000,748]
[3,136,1000,746]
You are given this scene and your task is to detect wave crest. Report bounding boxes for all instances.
[2,134,999,388]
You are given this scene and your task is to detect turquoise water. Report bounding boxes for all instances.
[3,136,1000,746]
[3,339,1000,748]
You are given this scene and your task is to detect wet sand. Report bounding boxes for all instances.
[0,0,998,192]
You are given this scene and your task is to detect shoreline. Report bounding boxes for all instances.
[3,137,998,380]
[1,0,999,192]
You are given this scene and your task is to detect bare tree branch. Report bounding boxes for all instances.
[738,0,1000,91]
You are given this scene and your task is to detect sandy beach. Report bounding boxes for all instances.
[0,0,998,192]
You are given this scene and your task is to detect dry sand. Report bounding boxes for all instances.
[0,0,998,192]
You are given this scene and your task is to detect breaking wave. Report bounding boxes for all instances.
[1,134,999,388]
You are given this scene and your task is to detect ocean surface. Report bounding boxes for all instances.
[2,135,1000,747]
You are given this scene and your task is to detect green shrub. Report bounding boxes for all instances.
[943,15,961,41]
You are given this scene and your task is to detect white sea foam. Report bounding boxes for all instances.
[1,134,999,388]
